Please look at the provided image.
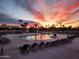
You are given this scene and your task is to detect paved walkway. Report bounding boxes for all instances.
[0,35,79,59]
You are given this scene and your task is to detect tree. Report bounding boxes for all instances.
[24,22,28,28]
[19,19,23,28]
[34,24,38,40]
[68,25,72,29]
[19,19,23,23]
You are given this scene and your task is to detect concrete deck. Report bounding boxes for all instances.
[0,35,79,59]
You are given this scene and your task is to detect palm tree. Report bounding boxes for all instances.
[34,24,38,40]
[34,24,37,28]
[24,22,28,28]
[19,19,23,28]
[19,19,23,23]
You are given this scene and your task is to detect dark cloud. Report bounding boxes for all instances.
[0,13,11,18]
[73,9,79,14]
[0,13,34,24]
[0,13,18,24]
[45,0,60,5]
[15,0,36,13]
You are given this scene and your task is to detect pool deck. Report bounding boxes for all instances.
[0,34,79,59]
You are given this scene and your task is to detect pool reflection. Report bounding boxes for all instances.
[19,33,67,41]
[19,34,53,41]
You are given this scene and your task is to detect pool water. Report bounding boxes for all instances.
[19,33,67,41]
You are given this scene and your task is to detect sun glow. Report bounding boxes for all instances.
[0,0,79,27]
[30,0,79,27]
[34,19,57,27]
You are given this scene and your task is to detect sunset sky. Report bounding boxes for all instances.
[0,0,79,27]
